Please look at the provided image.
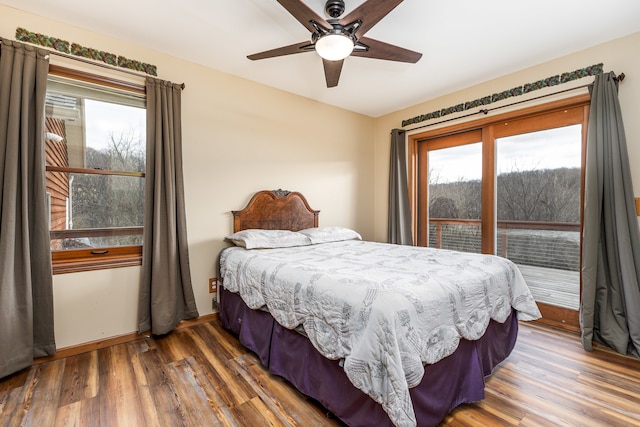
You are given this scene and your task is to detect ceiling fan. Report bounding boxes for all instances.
[247,0,422,88]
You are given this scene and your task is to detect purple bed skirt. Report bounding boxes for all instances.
[219,286,518,427]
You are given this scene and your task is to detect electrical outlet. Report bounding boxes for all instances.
[209,277,218,293]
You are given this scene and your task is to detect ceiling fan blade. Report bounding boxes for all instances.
[247,41,313,60]
[277,0,330,33]
[323,59,344,88]
[353,37,422,63]
[340,0,404,37]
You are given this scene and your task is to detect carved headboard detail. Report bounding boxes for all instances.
[232,189,320,232]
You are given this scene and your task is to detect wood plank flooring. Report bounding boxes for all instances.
[518,264,580,311]
[1,319,639,427]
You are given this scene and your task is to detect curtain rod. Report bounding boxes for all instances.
[1,36,185,89]
[402,71,625,134]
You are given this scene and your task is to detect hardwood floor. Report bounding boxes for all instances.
[1,320,639,427]
[441,323,640,427]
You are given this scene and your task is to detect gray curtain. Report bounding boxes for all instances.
[0,40,55,378]
[388,128,414,245]
[138,77,198,335]
[581,72,640,357]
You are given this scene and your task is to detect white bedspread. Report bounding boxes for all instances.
[220,240,541,427]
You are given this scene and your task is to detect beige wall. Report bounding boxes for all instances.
[0,5,375,348]
[372,31,640,242]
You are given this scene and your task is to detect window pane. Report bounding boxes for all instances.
[496,125,581,310]
[71,173,144,228]
[428,142,482,253]
[45,92,145,173]
[83,100,145,172]
[47,171,144,250]
[51,235,143,251]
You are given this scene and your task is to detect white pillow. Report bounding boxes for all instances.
[225,229,311,249]
[298,227,362,244]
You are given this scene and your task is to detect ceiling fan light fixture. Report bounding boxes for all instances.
[315,33,354,61]
[247,0,422,88]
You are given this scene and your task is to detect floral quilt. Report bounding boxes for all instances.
[220,240,541,427]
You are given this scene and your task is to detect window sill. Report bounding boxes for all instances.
[52,246,142,274]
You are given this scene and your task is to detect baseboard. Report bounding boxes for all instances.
[534,301,580,333]
[33,313,219,365]
[534,317,580,334]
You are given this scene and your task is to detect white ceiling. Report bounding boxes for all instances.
[3,0,640,117]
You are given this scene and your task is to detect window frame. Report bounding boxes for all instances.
[46,65,146,274]
[409,94,590,252]
[416,129,483,249]
[408,94,590,330]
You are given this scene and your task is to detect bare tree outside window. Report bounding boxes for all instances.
[70,128,145,247]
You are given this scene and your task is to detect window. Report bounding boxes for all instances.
[418,131,482,253]
[45,66,146,274]
[411,95,589,329]
[495,124,582,312]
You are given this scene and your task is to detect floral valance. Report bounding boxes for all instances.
[402,63,603,127]
[15,27,157,76]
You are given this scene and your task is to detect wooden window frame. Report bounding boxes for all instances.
[47,65,146,274]
[409,94,590,250]
[409,94,590,331]
[416,129,483,247]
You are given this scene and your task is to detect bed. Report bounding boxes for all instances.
[218,189,541,427]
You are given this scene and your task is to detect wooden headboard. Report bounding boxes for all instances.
[232,189,320,232]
